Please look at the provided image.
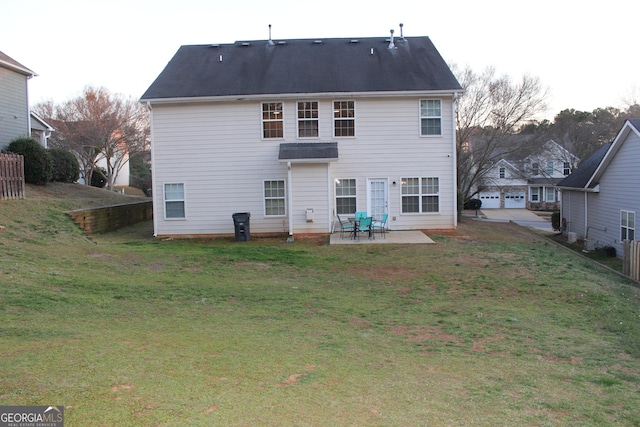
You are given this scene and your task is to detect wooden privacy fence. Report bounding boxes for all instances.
[623,240,640,281]
[0,153,25,200]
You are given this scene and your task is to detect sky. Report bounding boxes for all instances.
[2,0,638,121]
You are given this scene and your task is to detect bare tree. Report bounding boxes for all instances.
[453,65,549,202]
[34,86,149,189]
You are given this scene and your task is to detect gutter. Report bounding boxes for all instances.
[287,161,294,242]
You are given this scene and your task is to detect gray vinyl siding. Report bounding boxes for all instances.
[150,95,457,237]
[560,190,586,239]
[0,67,30,150]
[586,130,640,255]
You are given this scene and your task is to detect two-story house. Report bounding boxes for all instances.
[0,50,36,150]
[141,32,462,239]
[477,140,578,210]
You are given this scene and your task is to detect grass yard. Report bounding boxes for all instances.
[1,184,640,426]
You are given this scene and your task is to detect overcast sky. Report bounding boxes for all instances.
[2,0,638,121]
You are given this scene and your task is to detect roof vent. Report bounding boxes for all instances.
[350,39,359,44]
[210,44,220,48]
[267,24,275,46]
[313,40,323,44]
[241,42,251,47]
[399,23,405,40]
[278,41,287,45]
[388,29,396,49]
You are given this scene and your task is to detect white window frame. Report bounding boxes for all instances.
[262,102,284,139]
[545,187,555,202]
[335,178,357,215]
[401,177,440,213]
[264,179,286,216]
[532,162,539,175]
[499,167,506,179]
[164,183,185,219]
[546,161,554,176]
[333,100,355,138]
[530,187,540,202]
[621,210,635,241]
[563,161,571,176]
[297,101,319,138]
[419,99,442,136]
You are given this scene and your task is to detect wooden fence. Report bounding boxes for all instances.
[0,153,25,200]
[623,240,640,281]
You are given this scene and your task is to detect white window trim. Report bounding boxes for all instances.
[163,182,186,220]
[335,178,357,215]
[261,102,284,140]
[297,101,319,139]
[333,100,356,138]
[419,99,443,137]
[621,210,635,241]
[263,179,287,217]
[401,176,440,214]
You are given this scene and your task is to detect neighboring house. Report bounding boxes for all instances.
[557,119,640,256]
[0,50,36,150]
[30,111,54,148]
[477,140,578,210]
[141,32,463,238]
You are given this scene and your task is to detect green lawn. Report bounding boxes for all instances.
[1,184,640,426]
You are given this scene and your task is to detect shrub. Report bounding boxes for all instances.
[91,167,107,188]
[552,210,561,231]
[465,198,482,210]
[49,148,80,183]
[7,137,52,184]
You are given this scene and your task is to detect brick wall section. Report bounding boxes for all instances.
[66,201,153,235]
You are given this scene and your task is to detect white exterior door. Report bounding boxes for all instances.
[368,178,388,221]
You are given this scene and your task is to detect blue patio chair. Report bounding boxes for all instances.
[355,211,367,220]
[336,214,354,239]
[373,213,388,238]
[357,216,373,240]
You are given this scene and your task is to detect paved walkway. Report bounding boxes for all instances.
[330,230,435,245]
[469,209,554,232]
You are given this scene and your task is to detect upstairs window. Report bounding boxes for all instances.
[335,179,356,215]
[262,102,283,139]
[420,99,442,136]
[621,210,635,241]
[264,180,286,216]
[297,101,319,138]
[164,183,185,219]
[499,167,506,179]
[334,101,355,137]
[546,161,554,176]
[401,177,439,213]
[532,162,539,175]
[563,161,571,176]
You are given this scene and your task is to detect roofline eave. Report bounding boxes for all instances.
[141,89,464,105]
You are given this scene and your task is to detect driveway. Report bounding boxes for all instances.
[470,209,554,233]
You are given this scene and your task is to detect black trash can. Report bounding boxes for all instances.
[232,212,251,242]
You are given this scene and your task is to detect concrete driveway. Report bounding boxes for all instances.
[471,209,554,233]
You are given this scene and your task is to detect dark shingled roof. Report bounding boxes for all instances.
[278,142,338,162]
[557,143,612,189]
[0,50,35,76]
[141,37,462,100]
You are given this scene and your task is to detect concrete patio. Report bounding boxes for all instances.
[329,230,435,245]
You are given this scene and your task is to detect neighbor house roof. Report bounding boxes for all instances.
[0,50,36,77]
[558,119,640,191]
[141,36,462,101]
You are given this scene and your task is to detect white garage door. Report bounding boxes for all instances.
[478,192,501,209]
[504,192,526,208]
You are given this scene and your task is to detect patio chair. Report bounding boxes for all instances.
[357,216,373,240]
[373,213,388,238]
[336,214,354,239]
[355,211,367,220]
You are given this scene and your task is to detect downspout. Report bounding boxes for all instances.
[287,161,294,242]
[147,101,158,237]
[327,163,332,233]
[452,92,458,227]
